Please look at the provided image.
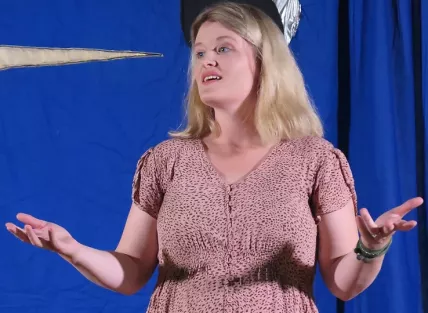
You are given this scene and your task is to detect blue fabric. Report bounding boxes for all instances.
[422,0,428,236]
[0,1,426,313]
[423,0,428,243]
[421,0,428,310]
[346,1,423,313]
[424,0,428,171]
[0,1,188,312]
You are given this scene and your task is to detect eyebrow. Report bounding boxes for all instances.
[194,35,237,48]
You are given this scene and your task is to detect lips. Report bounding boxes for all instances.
[203,75,221,82]
[201,71,222,83]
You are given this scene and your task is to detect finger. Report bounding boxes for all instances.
[394,220,417,232]
[16,213,48,229]
[390,197,424,217]
[32,228,49,241]
[380,220,396,236]
[356,216,375,240]
[359,208,379,235]
[5,222,15,231]
[48,227,57,247]
[6,224,31,243]
[25,225,44,247]
[8,222,47,240]
[6,223,22,235]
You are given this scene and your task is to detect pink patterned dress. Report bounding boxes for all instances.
[132,136,356,313]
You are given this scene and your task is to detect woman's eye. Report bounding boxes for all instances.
[218,46,230,53]
[196,51,204,58]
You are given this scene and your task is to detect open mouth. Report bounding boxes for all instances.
[202,75,222,83]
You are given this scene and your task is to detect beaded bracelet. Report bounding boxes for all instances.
[354,238,392,262]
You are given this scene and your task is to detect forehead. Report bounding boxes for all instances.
[194,21,242,47]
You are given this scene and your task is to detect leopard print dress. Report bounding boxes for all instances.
[132,136,357,313]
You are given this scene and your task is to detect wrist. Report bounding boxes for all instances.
[360,236,391,250]
[70,242,86,264]
[354,237,392,262]
[58,241,85,264]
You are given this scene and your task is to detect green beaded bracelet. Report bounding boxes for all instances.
[354,237,392,262]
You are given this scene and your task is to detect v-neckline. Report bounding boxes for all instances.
[197,139,282,187]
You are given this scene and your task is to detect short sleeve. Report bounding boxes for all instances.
[131,148,163,219]
[311,146,357,217]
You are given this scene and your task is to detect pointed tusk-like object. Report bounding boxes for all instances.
[272,0,301,44]
[0,45,163,70]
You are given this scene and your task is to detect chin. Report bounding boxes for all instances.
[200,97,251,116]
[200,94,227,108]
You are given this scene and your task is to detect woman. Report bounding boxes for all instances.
[5,2,423,312]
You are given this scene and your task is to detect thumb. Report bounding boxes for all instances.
[17,213,48,229]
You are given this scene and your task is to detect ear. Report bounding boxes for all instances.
[180,0,285,47]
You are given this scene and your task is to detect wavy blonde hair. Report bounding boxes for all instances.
[169,2,323,143]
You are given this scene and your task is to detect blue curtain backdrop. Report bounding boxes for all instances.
[0,1,426,313]
[344,1,426,313]
[419,0,428,310]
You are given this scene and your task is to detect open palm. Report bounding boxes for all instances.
[5,213,81,258]
[356,197,423,249]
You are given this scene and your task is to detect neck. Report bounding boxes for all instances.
[207,108,262,148]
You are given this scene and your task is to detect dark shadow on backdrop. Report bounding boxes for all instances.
[411,0,428,312]
[336,0,350,312]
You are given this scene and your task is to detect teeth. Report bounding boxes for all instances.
[204,75,221,82]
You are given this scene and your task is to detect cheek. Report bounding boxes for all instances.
[231,63,256,87]
[224,53,256,77]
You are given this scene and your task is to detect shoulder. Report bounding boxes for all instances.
[150,137,199,159]
[153,137,199,152]
[137,138,199,168]
[133,138,199,188]
[282,136,352,180]
[285,136,340,161]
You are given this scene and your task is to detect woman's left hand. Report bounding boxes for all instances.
[355,197,424,250]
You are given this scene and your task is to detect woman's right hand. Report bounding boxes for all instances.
[5,213,82,259]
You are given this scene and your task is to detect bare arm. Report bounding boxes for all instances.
[318,196,422,301]
[317,200,384,301]
[62,203,158,295]
[7,148,163,295]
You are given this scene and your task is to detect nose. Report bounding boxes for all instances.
[203,57,218,67]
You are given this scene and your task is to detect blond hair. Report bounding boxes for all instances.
[169,2,324,143]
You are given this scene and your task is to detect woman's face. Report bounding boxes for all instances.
[193,21,258,113]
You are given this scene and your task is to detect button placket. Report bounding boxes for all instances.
[224,184,235,300]
[226,185,233,213]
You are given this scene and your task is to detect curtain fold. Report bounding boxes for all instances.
[417,0,428,311]
[345,1,424,312]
